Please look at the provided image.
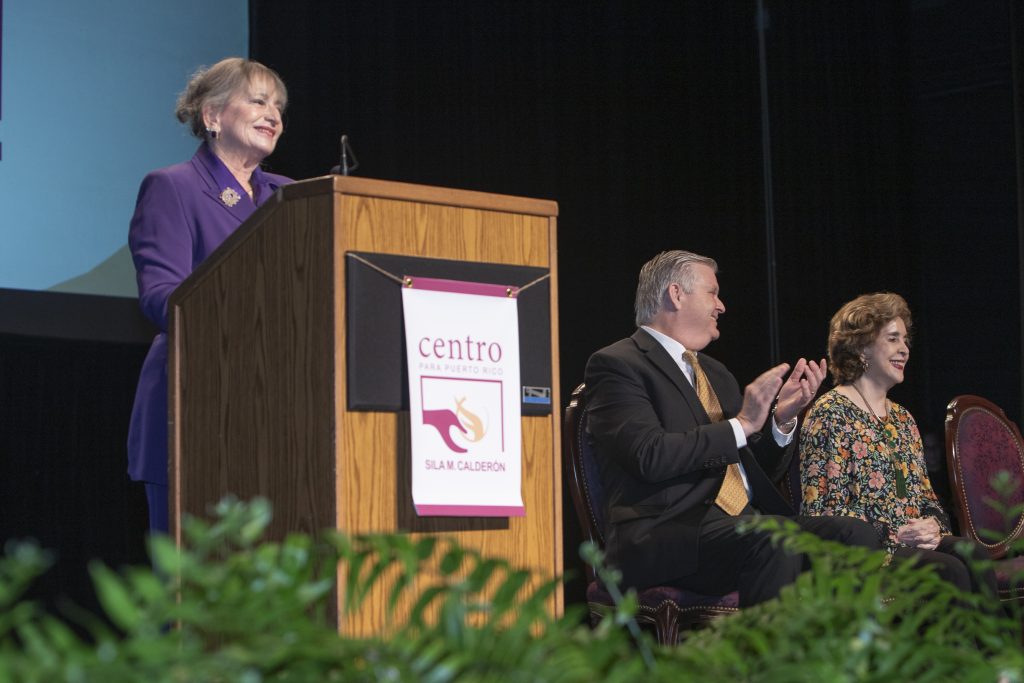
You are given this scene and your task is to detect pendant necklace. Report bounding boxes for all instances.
[850,383,907,498]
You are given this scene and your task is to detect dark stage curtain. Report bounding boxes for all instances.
[250,0,1022,601]
[0,334,150,618]
[251,0,773,609]
[250,1,774,389]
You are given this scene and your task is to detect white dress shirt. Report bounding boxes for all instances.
[640,326,795,496]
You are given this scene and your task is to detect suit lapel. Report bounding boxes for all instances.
[191,145,259,224]
[200,185,256,223]
[632,329,709,423]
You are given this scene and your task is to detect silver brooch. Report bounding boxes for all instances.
[219,187,241,207]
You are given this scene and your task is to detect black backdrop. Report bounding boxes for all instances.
[248,0,1022,606]
[250,0,1021,429]
[2,0,1021,617]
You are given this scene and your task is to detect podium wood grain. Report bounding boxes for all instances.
[169,177,561,635]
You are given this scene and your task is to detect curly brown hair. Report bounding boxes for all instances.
[827,292,912,384]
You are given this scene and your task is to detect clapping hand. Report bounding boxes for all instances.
[735,363,790,437]
[773,358,828,426]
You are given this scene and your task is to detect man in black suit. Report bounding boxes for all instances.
[585,250,880,606]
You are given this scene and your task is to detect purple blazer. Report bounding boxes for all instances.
[127,143,292,485]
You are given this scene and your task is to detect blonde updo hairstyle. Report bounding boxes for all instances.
[175,57,288,140]
[827,292,912,384]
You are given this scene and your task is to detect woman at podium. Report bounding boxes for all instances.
[126,57,292,533]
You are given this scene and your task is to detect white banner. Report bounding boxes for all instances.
[402,276,524,517]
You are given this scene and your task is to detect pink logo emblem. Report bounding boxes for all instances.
[423,397,487,453]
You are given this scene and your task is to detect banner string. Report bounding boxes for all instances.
[515,272,551,293]
[346,252,551,294]
[346,252,405,285]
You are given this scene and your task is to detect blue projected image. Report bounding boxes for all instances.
[1,0,4,162]
[0,1,248,296]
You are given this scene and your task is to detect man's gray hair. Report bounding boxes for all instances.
[634,250,718,326]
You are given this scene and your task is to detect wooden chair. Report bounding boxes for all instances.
[562,383,738,645]
[945,394,1024,603]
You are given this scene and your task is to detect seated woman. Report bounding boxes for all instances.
[799,292,996,599]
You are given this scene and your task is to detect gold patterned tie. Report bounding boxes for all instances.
[684,351,749,516]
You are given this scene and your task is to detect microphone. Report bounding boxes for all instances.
[330,134,360,176]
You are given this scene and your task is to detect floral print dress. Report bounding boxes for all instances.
[799,389,951,553]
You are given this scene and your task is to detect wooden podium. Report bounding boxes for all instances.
[167,176,561,634]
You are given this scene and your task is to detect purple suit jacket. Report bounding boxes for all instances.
[127,143,292,485]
